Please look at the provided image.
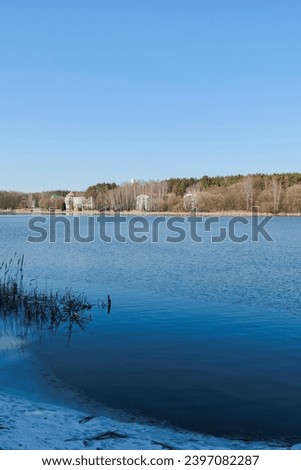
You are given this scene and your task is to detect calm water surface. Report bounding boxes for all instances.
[0,215,301,443]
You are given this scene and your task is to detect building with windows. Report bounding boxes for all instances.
[183,193,198,211]
[65,192,94,211]
[136,194,150,211]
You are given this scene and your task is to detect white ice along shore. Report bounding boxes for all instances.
[1,392,294,451]
[0,335,300,451]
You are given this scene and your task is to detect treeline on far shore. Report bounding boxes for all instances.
[1,173,301,214]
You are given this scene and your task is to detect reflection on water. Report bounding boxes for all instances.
[0,254,95,344]
[102,295,111,314]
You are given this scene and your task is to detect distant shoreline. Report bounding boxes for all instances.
[1,209,300,217]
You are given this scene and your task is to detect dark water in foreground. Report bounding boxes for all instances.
[1,215,301,443]
[38,293,301,443]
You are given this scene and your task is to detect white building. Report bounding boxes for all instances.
[183,193,198,211]
[65,192,94,211]
[136,194,150,211]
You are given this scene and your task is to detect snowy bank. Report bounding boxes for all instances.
[0,392,287,451]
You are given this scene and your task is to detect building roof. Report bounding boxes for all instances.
[66,191,87,198]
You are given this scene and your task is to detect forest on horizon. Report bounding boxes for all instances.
[1,172,301,214]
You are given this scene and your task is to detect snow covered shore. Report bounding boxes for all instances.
[0,392,289,451]
[0,334,298,451]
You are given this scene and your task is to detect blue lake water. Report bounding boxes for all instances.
[1,215,301,443]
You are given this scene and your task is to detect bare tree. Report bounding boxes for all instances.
[271,177,282,214]
[243,175,254,211]
[285,185,301,213]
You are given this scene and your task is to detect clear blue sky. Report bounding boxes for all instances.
[0,0,300,192]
